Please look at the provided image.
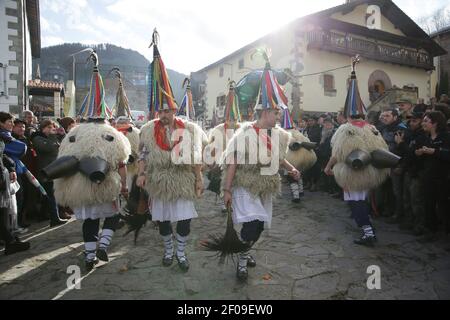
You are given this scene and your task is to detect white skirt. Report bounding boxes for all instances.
[150,198,198,222]
[74,200,119,220]
[232,187,273,228]
[343,190,368,201]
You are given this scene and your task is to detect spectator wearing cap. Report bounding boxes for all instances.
[416,111,450,242]
[396,98,414,122]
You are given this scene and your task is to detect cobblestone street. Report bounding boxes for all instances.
[1,181,450,300]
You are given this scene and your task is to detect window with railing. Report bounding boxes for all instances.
[306,30,433,69]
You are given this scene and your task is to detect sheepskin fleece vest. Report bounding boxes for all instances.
[124,126,140,176]
[54,123,131,207]
[140,118,207,202]
[206,122,241,163]
[221,122,290,198]
[285,129,317,171]
[331,122,389,191]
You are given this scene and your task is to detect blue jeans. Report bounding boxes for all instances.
[348,200,371,227]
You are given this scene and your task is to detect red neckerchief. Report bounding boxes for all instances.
[154,118,185,151]
[350,120,368,128]
[117,125,131,135]
[252,123,272,151]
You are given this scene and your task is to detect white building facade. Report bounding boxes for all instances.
[192,0,446,123]
[0,0,40,115]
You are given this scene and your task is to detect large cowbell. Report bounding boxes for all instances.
[41,156,79,180]
[42,156,110,184]
[345,149,400,170]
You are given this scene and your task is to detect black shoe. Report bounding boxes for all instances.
[162,254,174,267]
[292,198,301,203]
[247,255,256,268]
[236,264,248,281]
[96,249,109,262]
[4,240,30,255]
[354,235,376,247]
[176,255,190,272]
[50,219,67,227]
[85,257,99,272]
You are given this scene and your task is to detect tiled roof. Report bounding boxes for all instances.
[28,79,64,91]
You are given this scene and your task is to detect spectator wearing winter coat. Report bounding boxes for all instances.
[416,111,450,242]
[31,120,67,227]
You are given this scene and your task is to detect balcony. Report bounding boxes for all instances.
[306,30,434,70]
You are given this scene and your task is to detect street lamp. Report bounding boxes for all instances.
[69,47,95,85]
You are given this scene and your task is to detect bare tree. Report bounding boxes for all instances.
[417,16,432,34]
[416,6,450,34]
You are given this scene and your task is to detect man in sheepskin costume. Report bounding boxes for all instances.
[324,56,399,247]
[136,104,206,271]
[281,109,317,203]
[222,57,300,281]
[205,81,242,210]
[111,68,140,189]
[115,117,140,189]
[136,31,207,271]
[44,52,132,271]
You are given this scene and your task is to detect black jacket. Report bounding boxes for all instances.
[318,129,335,161]
[306,124,322,144]
[422,131,450,180]
[31,131,60,176]
[400,128,428,176]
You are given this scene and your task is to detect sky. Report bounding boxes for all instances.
[40,0,450,75]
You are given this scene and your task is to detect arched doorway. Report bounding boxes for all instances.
[368,70,392,102]
[374,80,385,96]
